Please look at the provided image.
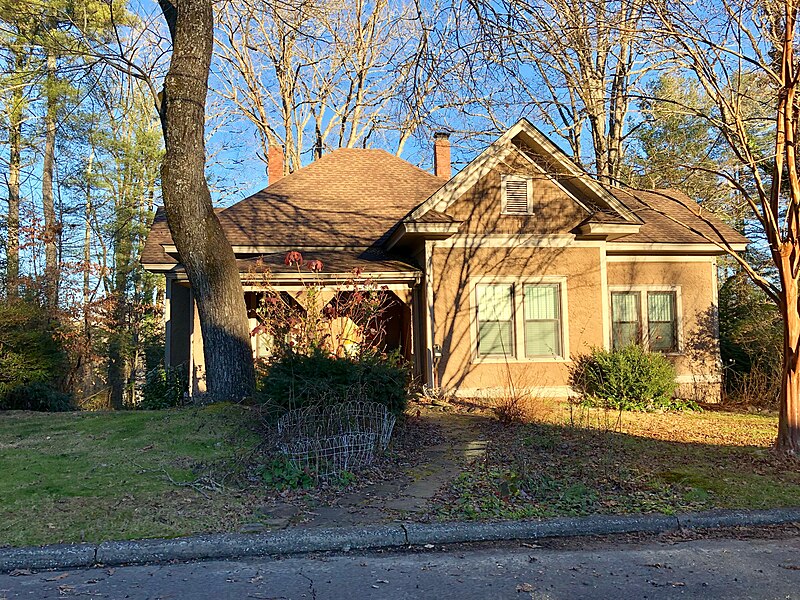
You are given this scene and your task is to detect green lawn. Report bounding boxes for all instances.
[435,405,800,521]
[2,402,799,548]
[0,405,260,547]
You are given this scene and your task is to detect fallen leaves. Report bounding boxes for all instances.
[8,569,33,577]
[431,406,799,522]
[516,582,535,592]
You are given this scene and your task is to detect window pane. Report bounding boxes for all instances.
[477,284,513,321]
[524,284,558,320]
[612,322,640,349]
[479,321,513,355]
[648,292,675,322]
[612,292,639,322]
[649,322,676,352]
[525,320,560,356]
[611,292,641,348]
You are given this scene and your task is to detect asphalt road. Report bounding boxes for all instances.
[1,535,799,599]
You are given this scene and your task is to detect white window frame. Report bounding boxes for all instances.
[500,174,534,215]
[474,283,516,358]
[470,276,569,363]
[608,285,683,354]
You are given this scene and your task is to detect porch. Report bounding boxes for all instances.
[163,267,425,397]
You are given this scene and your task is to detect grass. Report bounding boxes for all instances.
[435,402,800,521]
[4,400,800,547]
[0,404,260,547]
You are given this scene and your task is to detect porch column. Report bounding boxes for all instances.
[189,290,207,396]
[164,276,172,367]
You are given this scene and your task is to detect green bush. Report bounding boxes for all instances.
[0,299,71,411]
[0,381,72,412]
[256,350,409,416]
[569,345,691,411]
[259,456,314,490]
[140,365,188,410]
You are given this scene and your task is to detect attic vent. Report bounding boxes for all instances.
[502,175,532,215]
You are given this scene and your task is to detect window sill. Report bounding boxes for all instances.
[472,356,569,364]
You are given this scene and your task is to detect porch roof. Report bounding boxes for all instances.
[236,248,420,278]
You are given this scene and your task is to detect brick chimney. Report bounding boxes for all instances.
[268,145,284,185]
[433,132,451,180]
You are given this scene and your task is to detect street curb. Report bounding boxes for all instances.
[1,507,798,572]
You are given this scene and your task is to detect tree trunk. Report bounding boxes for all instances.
[158,0,255,401]
[109,203,131,410]
[777,304,800,453]
[83,149,93,331]
[42,50,59,308]
[775,1,800,454]
[6,50,22,299]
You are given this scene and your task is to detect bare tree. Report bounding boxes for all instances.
[652,0,800,452]
[158,0,255,401]
[466,0,648,183]
[214,0,453,171]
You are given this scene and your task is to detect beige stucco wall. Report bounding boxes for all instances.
[607,259,721,400]
[445,152,589,235]
[427,240,721,400]
[430,243,605,394]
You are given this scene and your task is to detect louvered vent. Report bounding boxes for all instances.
[504,178,530,214]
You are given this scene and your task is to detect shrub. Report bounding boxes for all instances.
[569,345,691,411]
[0,299,71,410]
[492,388,528,426]
[256,350,409,417]
[718,273,782,406]
[140,364,188,410]
[259,456,314,490]
[0,381,72,412]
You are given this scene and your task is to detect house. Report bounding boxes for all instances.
[141,118,748,400]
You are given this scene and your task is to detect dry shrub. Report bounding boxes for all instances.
[492,391,527,426]
[725,366,780,408]
[491,376,558,425]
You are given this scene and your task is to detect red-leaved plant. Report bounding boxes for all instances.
[248,251,391,365]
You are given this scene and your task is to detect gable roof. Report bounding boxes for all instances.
[142,122,749,271]
[218,148,444,248]
[407,117,639,225]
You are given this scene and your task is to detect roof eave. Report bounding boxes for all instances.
[384,221,462,252]
[607,241,749,254]
[578,222,642,241]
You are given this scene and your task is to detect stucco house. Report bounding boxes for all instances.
[142,118,748,400]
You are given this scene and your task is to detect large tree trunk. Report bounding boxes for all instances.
[5,50,22,299]
[775,1,800,454]
[158,0,255,401]
[42,50,59,308]
[777,298,800,453]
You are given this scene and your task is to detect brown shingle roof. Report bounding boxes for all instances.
[608,188,749,246]
[142,152,750,272]
[141,208,174,265]
[142,149,444,267]
[218,148,444,247]
[142,207,227,266]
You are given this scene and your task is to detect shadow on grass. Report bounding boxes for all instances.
[434,411,800,522]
